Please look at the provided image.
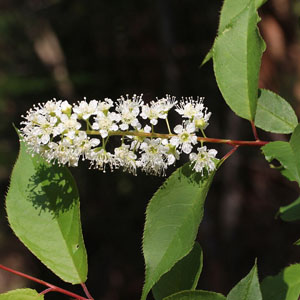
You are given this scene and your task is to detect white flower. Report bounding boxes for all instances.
[72,131,100,160]
[116,94,143,130]
[155,95,177,119]
[175,97,205,119]
[46,138,80,167]
[89,149,116,172]
[161,140,180,165]
[140,96,176,125]
[140,104,160,125]
[91,111,120,138]
[56,113,81,139]
[193,109,211,130]
[189,146,218,174]
[97,98,114,114]
[170,122,197,154]
[114,144,138,175]
[138,138,168,176]
[73,99,98,120]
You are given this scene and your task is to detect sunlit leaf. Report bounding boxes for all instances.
[0,289,44,300]
[6,139,87,284]
[213,1,265,120]
[254,89,298,134]
[141,164,215,300]
[227,263,262,300]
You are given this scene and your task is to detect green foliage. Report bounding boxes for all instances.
[227,263,262,300]
[5,139,87,284]
[278,197,300,222]
[262,124,300,185]
[142,164,215,300]
[213,1,265,120]
[164,290,226,300]
[261,264,300,300]
[218,0,266,35]
[254,89,298,134]
[152,242,203,300]
[201,0,266,66]
[0,289,44,300]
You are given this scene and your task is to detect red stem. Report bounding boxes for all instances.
[197,137,267,146]
[222,145,239,161]
[0,264,89,300]
[81,283,94,300]
[89,130,269,146]
[250,120,260,141]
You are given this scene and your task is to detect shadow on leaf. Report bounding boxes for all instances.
[26,163,76,217]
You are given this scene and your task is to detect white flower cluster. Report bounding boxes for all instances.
[20,95,218,176]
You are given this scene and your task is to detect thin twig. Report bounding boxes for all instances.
[250,120,260,141]
[87,130,269,147]
[81,283,94,300]
[0,264,89,300]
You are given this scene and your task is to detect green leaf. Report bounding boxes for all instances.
[152,242,203,300]
[227,263,262,300]
[163,290,226,300]
[213,1,265,120]
[200,47,213,67]
[218,0,267,35]
[294,238,300,246]
[261,264,300,300]
[141,164,216,300]
[0,289,44,300]
[278,197,300,222]
[202,0,267,66]
[262,124,300,185]
[5,139,87,284]
[254,89,298,133]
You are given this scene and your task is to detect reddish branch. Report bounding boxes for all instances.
[88,130,269,147]
[0,264,92,300]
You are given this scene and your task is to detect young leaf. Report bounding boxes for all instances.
[142,164,215,300]
[262,124,300,185]
[6,139,87,284]
[201,0,266,66]
[278,197,300,222]
[0,289,44,300]
[218,0,267,35]
[152,242,203,300]
[254,89,298,134]
[227,263,262,300]
[213,1,265,121]
[163,290,226,300]
[261,264,300,300]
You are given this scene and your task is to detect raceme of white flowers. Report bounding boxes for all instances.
[20,95,218,176]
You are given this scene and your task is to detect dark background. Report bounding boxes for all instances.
[0,0,300,299]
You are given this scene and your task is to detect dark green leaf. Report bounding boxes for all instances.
[0,289,44,300]
[163,290,226,300]
[254,89,298,133]
[227,263,262,300]
[261,264,300,300]
[213,1,265,120]
[278,197,300,222]
[141,164,215,300]
[152,242,203,300]
[5,139,87,284]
